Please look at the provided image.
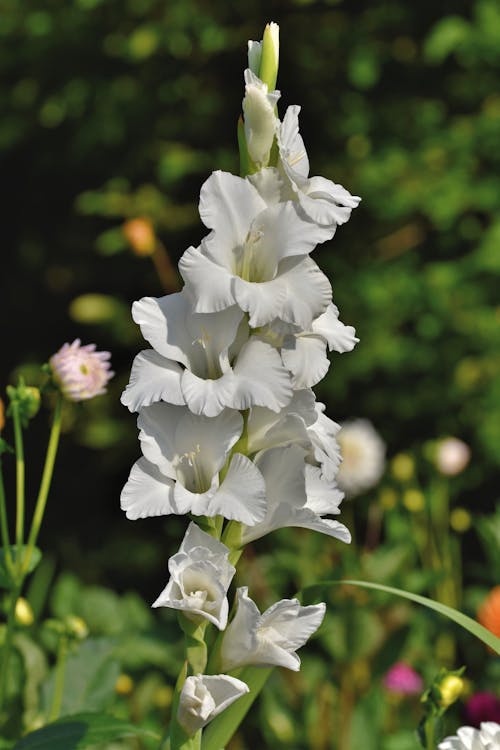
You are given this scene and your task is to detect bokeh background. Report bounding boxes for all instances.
[1,1,499,748]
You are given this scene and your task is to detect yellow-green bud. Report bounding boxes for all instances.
[15,598,34,626]
[7,381,41,426]
[115,674,134,696]
[259,22,279,91]
[65,615,89,640]
[450,507,472,533]
[403,489,425,513]
[391,453,414,482]
[439,675,464,707]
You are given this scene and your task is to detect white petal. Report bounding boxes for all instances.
[262,600,325,650]
[231,338,292,412]
[208,453,267,525]
[312,304,358,353]
[247,167,283,205]
[120,457,181,519]
[199,171,266,258]
[246,389,316,455]
[305,464,344,515]
[299,175,361,227]
[177,674,249,735]
[181,370,237,417]
[281,334,330,389]
[253,201,334,264]
[180,521,231,558]
[220,587,261,671]
[275,256,332,329]
[243,70,280,166]
[232,274,287,328]
[287,508,351,543]
[132,292,191,366]
[278,105,309,178]
[121,349,185,412]
[179,245,235,313]
[138,403,185,476]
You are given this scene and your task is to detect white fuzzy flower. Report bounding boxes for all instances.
[49,339,113,401]
[438,722,500,750]
[179,171,334,329]
[242,69,280,167]
[276,105,361,230]
[435,437,471,476]
[240,444,349,545]
[122,289,292,417]
[336,419,386,497]
[177,674,249,736]
[120,403,266,525]
[152,522,235,629]
[220,587,325,671]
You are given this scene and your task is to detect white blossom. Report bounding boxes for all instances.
[122,289,292,417]
[438,722,500,750]
[177,674,249,736]
[152,522,235,629]
[336,419,386,497]
[220,587,325,671]
[276,105,361,230]
[240,445,349,545]
[435,437,471,476]
[120,403,266,525]
[179,171,334,328]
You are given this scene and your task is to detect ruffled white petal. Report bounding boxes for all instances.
[304,464,343,515]
[121,349,185,412]
[181,369,237,418]
[132,292,191,366]
[231,337,292,412]
[246,389,316,455]
[248,167,283,205]
[278,105,309,179]
[177,674,249,735]
[282,334,330,389]
[120,457,180,519]
[312,304,358,353]
[208,453,267,525]
[179,245,235,313]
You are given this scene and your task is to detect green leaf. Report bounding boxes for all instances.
[300,579,500,655]
[201,667,272,750]
[11,712,158,749]
[0,546,41,589]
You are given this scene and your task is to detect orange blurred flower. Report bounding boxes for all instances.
[477,586,500,638]
[123,217,156,256]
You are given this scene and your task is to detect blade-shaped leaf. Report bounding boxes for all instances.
[12,712,158,749]
[300,579,500,655]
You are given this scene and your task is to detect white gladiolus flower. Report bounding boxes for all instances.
[336,419,386,497]
[179,171,334,328]
[120,403,266,525]
[220,587,325,671]
[152,523,235,629]
[276,105,361,230]
[240,445,349,544]
[177,674,249,735]
[122,290,293,417]
[438,722,500,749]
[242,69,280,167]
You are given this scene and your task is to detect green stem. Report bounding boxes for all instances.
[49,633,69,721]
[11,403,25,556]
[0,580,23,718]
[22,394,63,575]
[0,463,13,572]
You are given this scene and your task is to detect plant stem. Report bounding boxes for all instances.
[49,634,69,721]
[11,403,25,556]
[0,464,13,571]
[0,580,23,718]
[23,394,63,575]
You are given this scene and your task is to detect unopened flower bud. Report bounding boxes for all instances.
[49,339,113,402]
[15,597,34,626]
[7,381,41,426]
[65,615,89,640]
[115,674,134,695]
[435,438,470,476]
[123,218,156,257]
[439,675,464,707]
[259,22,279,91]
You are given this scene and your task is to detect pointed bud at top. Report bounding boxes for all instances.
[259,22,279,91]
[49,339,114,402]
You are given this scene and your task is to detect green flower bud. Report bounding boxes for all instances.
[7,380,41,426]
[259,22,280,91]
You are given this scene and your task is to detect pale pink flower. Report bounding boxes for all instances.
[50,339,113,401]
[435,437,471,476]
[383,662,423,695]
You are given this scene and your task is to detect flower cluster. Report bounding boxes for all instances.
[121,22,360,740]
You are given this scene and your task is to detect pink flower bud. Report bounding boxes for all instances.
[50,339,113,401]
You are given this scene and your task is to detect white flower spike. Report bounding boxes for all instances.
[220,587,326,671]
[438,722,500,750]
[152,522,235,630]
[177,674,249,736]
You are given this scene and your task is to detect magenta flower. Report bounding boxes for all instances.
[50,339,114,401]
[465,693,500,727]
[383,662,423,695]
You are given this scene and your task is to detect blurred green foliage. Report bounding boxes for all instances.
[1,1,500,748]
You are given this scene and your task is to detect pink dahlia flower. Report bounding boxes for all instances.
[50,339,113,401]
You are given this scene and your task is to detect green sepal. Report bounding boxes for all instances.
[0,546,41,589]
